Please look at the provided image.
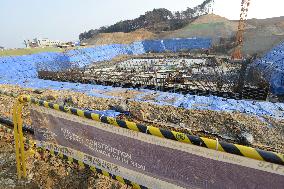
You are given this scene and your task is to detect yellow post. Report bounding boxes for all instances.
[13,98,27,179]
[17,102,27,177]
[13,101,22,179]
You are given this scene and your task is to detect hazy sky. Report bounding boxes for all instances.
[1,0,283,48]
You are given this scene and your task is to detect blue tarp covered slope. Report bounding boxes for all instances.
[2,38,284,119]
[253,41,284,95]
[0,52,71,80]
[0,38,212,74]
[163,38,212,52]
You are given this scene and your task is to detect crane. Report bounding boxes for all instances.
[231,0,251,60]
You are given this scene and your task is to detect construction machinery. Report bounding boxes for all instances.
[231,0,251,60]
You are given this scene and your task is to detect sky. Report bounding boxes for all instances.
[0,0,284,48]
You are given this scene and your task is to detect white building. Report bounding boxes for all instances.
[24,38,63,48]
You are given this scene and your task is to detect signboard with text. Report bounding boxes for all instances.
[30,105,284,189]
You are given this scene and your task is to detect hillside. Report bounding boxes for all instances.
[160,14,284,55]
[80,13,284,56]
[243,16,284,55]
[159,14,239,42]
[83,29,157,46]
[79,0,214,41]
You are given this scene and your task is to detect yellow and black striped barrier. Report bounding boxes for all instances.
[46,148,147,189]
[17,95,284,166]
[0,124,147,189]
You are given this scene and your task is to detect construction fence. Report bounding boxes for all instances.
[0,90,283,189]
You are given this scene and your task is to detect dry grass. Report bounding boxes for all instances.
[0,47,64,57]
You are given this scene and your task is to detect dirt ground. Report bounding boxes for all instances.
[83,29,157,46]
[0,84,283,153]
[0,126,130,189]
[0,84,283,188]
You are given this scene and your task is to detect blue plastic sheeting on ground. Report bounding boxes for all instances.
[134,90,284,119]
[252,41,284,95]
[36,53,70,72]
[85,110,121,118]
[0,75,284,119]
[0,55,37,79]
[270,71,284,95]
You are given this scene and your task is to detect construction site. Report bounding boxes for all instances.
[0,0,284,188]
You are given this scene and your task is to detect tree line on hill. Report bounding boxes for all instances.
[79,0,213,41]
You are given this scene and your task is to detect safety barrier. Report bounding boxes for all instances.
[0,90,283,188]
[0,124,145,189]
[16,95,284,166]
[0,88,283,165]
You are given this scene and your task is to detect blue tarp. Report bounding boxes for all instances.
[252,41,284,95]
[163,38,212,52]
[141,38,212,53]
[0,38,212,73]
[142,40,165,53]
[1,38,284,119]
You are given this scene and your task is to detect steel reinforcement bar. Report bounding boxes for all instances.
[16,95,284,166]
[0,124,147,189]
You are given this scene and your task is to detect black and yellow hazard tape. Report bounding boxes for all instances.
[0,123,146,189]
[44,148,147,189]
[1,90,283,165]
[18,95,284,166]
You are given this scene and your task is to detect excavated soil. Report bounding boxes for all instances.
[0,83,283,188]
[84,29,157,46]
[0,84,283,154]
